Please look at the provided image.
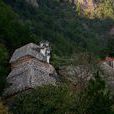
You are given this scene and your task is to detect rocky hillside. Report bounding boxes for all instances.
[0,0,114,114]
[0,0,114,94]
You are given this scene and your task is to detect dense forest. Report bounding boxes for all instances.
[0,0,114,113]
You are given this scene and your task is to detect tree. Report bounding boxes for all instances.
[11,85,73,114]
[11,72,113,114]
[0,99,12,114]
[71,71,113,114]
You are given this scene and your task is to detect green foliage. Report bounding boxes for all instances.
[11,72,113,114]
[87,72,113,114]
[4,0,112,56]
[71,72,113,114]
[0,1,114,113]
[1,0,113,58]
[0,44,9,95]
[0,0,36,51]
[94,0,114,19]
[11,85,73,114]
[107,37,114,56]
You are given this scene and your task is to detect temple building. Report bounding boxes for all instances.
[3,42,58,97]
[102,57,114,68]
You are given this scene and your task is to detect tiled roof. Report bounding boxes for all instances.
[10,43,43,63]
[105,57,114,62]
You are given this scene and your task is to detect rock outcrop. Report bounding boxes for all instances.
[59,62,114,94]
[59,65,93,90]
[100,62,114,94]
[3,42,58,97]
[25,0,39,8]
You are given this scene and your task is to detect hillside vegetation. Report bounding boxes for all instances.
[0,0,114,113]
[2,0,114,56]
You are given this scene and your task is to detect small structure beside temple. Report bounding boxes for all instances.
[3,42,58,97]
[105,57,114,68]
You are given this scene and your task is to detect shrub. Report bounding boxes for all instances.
[11,85,73,114]
[0,99,12,114]
[0,44,9,95]
[71,72,113,114]
[11,72,113,114]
